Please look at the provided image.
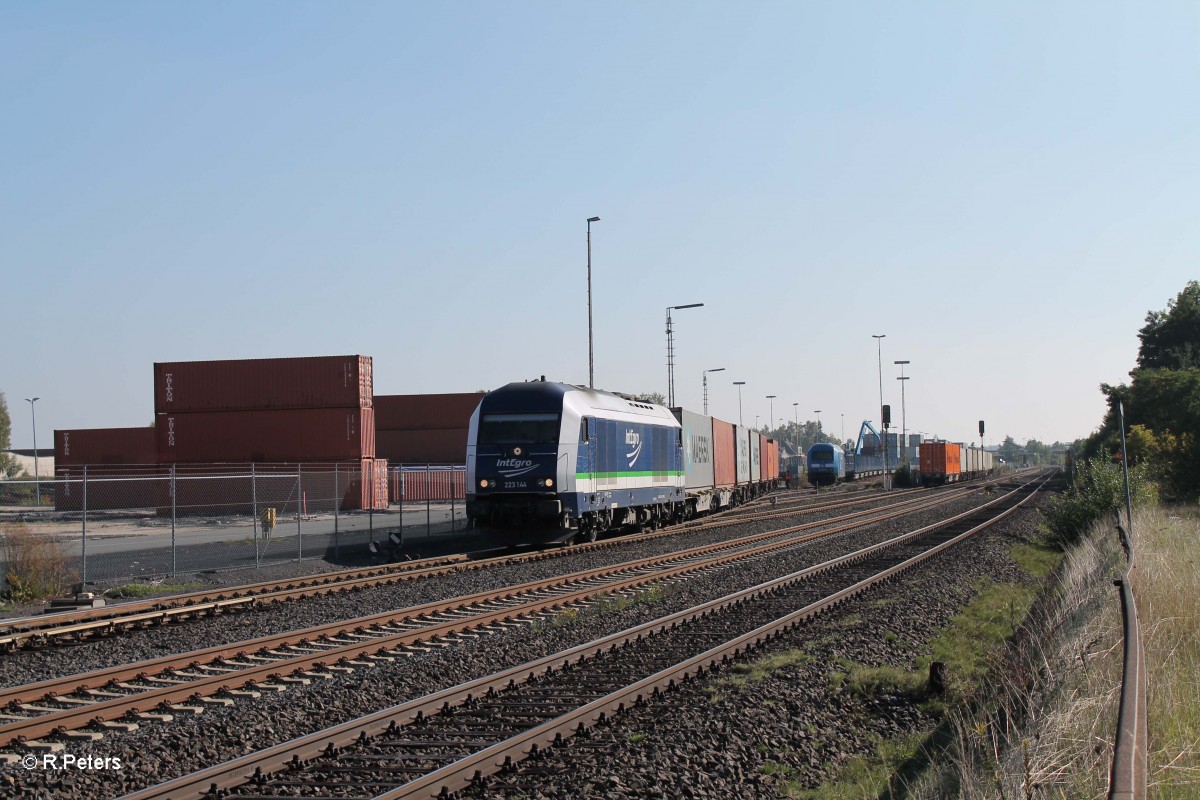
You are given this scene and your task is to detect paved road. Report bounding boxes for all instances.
[2,504,480,586]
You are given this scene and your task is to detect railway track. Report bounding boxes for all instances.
[0,481,971,652]
[0,480,994,751]
[117,474,1047,800]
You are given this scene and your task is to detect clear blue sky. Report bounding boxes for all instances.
[3,2,1197,450]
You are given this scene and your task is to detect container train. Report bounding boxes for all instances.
[465,380,779,544]
[810,439,996,487]
[918,441,994,486]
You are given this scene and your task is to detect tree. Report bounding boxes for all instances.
[1085,281,1200,499]
[630,392,667,406]
[0,391,21,478]
[1137,280,1200,370]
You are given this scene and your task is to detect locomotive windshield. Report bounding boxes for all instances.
[479,413,561,445]
[810,447,834,463]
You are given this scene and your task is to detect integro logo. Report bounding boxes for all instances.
[625,429,642,467]
[495,458,537,478]
[163,372,174,402]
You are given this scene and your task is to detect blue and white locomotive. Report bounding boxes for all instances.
[466,380,685,544]
[806,442,846,486]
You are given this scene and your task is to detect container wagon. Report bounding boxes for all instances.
[919,441,961,486]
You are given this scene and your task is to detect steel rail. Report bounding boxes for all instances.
[0,481,980,652]
[1108,511,1148,800]
[0,553,472,650]
[114,475,1046,800]
[0,482,986,747]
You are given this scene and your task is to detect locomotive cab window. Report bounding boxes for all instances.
[479,413,561,445]
[579,418,590,443]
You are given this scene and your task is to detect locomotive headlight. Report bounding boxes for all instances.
[479,479,490,488]
[544,478,554,488]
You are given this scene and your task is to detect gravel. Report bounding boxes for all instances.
[458,497,1050,799]
[0,484,1019,799]
[0,486,982,689]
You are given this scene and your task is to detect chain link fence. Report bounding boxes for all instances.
[0,462,470,592]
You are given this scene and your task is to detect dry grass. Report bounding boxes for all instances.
[1,522,78,601]
[907,505,1200,800]
[907,517,1124,800]
[1130,505,1200,799]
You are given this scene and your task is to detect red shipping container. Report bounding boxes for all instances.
[373,393,484,431]
[55,427,158,467]
[154,355,373,414]
[375,428,468,465]
[391,467,466,502]
[157,407,374,463]
[342,458,389,510]
[711,418,736,489]
[764,439,778,481]
[54,465,166,511]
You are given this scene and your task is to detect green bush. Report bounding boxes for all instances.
[892,463,914,488]
[1043,459,1157,544]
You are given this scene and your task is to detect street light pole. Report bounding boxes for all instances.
[586,216,600,388]
[25,397,40,505]
[766,395,776,431]
[895,359,910,465]
[872,334,887,489]
[702,367,725,415]
[666,303,704,407]
[733,381,746,426]
[793,402,800,455]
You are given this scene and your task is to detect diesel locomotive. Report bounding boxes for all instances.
[466,380,778,544]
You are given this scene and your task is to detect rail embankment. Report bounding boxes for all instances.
[910,504,1197,800]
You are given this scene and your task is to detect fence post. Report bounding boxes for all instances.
[368,460,374,540]
[251,463,260,569]
[81,465,88,588]
[451,467,456,531]
[296,464,303,561]
[170,464,177,577]
[398,465,404,547]
[333,463,340,561]
[426,463,432,538]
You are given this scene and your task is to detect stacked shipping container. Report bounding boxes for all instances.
[54,427,160,511]
[372,393,483,466]
[153,355,383,510]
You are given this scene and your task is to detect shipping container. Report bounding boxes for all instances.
[153,355,372,414]
[749,431,761,482]
[373,393,484,431]
[919,442,961,485]
[159,461,384,515]
[672,409,715,490]
[391,466,467,503]
[156,407,374,463]
[734,426,751,485]
[344,458,389,510]
[55,427,158,467]
[375,428,468,465]
[711,418,736,489]
[766,439,779,481]
[54,465,165,511]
